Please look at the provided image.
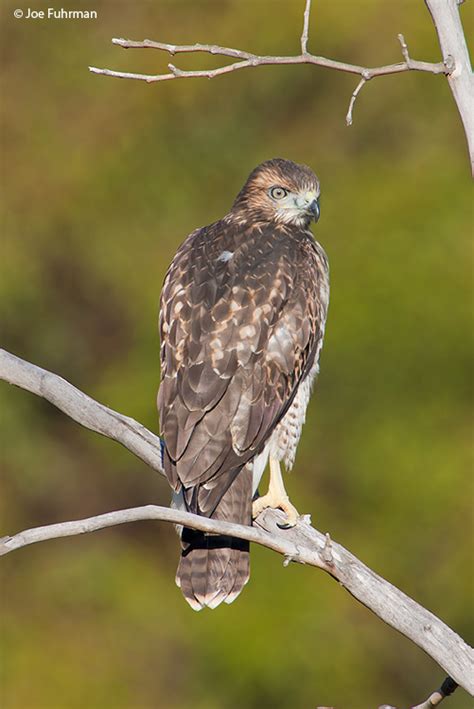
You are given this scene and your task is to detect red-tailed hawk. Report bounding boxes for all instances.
[158,158,329,610]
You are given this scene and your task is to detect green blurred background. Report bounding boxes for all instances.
[1,1,472,707]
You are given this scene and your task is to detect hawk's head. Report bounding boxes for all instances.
[231,158,320,228]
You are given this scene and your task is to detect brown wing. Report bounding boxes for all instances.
[158,218,328,517]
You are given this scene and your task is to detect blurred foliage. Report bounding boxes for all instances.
[1,0,473,707]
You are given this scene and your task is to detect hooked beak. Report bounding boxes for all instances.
[308,197,320,222]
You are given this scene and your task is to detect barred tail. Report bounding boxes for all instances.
[176,466,252,610]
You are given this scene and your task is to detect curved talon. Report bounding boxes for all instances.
[252,456,300,527]
[277,504,300,529]
[277,515,300,529]
[252,494,300,528]
[277,518,298,530]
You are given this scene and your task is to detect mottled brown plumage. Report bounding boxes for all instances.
[158,158,329,610]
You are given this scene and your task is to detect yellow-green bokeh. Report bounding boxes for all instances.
[1,1,472,708]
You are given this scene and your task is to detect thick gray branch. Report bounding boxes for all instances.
[425,0,474,175]
[0,347,473,694]
[0,348,163,475]
[0,506,314,563]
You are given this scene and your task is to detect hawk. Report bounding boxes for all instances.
[158,158,329,610]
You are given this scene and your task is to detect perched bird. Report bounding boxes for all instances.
[158,158,329,610]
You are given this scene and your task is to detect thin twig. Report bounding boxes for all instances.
[346,76,368,126]
[87,0,474,171]
[412,677,459,709]
[321,531,334,564]
[89,18,450,134]
[111,37,256,60]
[0,347,473,694]
[412,692,445,709]
[166,58,255,80]
[301,0,312,54]
[89,66,176,83]
[89,46,448,84]
[89,32,449,133]
[398,33,413,68]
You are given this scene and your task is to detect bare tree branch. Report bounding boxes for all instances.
[343,33,431,128]
[0,348,163,475]
[346,77,368,126]
[89,38,448,84]
[301,0,312,55]
[0,505,317,563]
[411,677,459,708]
[86,0,474,171]
[0,347,473,694]
[424,0,474,176]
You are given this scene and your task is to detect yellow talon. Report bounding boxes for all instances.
[251,457,300,527]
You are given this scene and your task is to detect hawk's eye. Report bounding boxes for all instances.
[269,186,288,200]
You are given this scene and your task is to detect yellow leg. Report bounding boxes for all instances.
[252,457,299,527]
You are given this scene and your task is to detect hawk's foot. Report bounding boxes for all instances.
[252,492,300,528]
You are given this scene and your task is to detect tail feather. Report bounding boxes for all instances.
[225,537,251,605]
[176,466,252,610]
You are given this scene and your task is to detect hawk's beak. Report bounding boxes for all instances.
[308,197,320,222]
